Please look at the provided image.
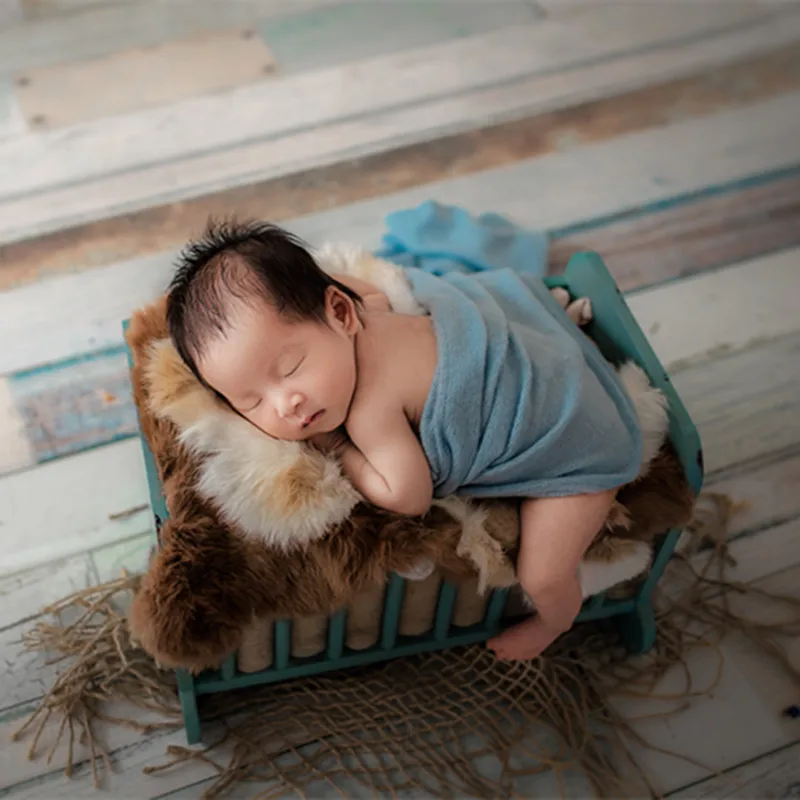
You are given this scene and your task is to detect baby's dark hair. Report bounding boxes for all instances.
[166,219,361,379]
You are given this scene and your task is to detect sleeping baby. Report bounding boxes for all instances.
[165,220,644,661]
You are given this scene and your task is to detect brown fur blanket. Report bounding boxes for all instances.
[126,249,695,673]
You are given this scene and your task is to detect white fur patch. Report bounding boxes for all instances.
[617,361,670,477]
[315,243,424,315]
[578,541,652,598]
[188,414,361,551]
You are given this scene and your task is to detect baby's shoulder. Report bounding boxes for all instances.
[356,313,435,414]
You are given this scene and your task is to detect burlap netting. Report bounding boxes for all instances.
[125,296,696,674]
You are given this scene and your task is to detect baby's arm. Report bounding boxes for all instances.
[488,489,616,660]
[341,402,433,517]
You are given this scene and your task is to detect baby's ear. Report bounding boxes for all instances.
[326,285,360,334]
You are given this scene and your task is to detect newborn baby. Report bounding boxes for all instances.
[166,221,643,660]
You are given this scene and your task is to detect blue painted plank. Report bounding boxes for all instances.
[6,346,136,464]
[259,0,540,74]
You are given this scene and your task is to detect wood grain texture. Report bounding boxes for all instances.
[0,377,34,473]
[618,563,800,796]
[258,0,540,74]
[0,0,336,73]
[13,28,277,129]
[0,438,151,576]
[668,741,800,798]
[6,348,135,463]
[2,3,793,247]
[550,169,800,291]
[674,332,800,476]
[5,87,799,377]
[0,75,27,142]
[3,43,799,288]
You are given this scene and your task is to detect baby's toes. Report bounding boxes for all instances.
[549,287,571,309]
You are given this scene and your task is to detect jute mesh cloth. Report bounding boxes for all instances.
[11,493,800,799]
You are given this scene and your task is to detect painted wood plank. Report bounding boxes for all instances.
[0,552,97,714]
[0,252,172,377]
[669,742,800,798]
[0,439,152,576]
[258,0,540,73]
[673,333,800,476]
[0,0,21,25]
[0,551,95,631]
[3,10,768,200]
[284,91,800,254]
[619,563,800,796]
[0,4,789,243]
[3,80,800,377]
[6,348,137,464]
[626,247,800,372]
[6,42,799,288]
[550,169,800,292]
[0,75,27,141]
[707,454,800,537]
[0,0,336,73]
[13,28,277,130]
[0,377,35,474]
[4,11,797,247]
[19,0,128,20]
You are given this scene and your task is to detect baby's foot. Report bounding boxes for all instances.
[549,288,593,327]
[565,297,593,326]
[487,616,559,661]
[549,287,571,309]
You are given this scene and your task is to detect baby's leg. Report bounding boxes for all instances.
[487,489,616,660]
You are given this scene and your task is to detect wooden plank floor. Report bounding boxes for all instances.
[1,1,799,796]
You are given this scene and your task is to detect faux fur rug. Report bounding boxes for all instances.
[11,494,800,799]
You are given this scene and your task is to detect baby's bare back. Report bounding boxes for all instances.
[350,310,437,432]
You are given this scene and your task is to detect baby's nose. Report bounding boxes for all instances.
[278,392,304,418]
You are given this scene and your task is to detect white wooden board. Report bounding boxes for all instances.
[14,28,277,129]
[1,3,792,242]
[669,741,800,798]
[673,333,800,476]
[258,1,540,74]
[0,377,34,474]
[619,564,800,795]
[0,75,27,141]
[0,0,336,73]
[0,439,151,576]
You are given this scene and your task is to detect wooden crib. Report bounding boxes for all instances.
[125,251,703,744]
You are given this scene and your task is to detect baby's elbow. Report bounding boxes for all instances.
[389,487,432,517]
[393,496,432,518]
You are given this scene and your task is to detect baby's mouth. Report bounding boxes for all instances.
[302,410,324,428]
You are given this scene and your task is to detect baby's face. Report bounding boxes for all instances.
[198,289,359,441]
